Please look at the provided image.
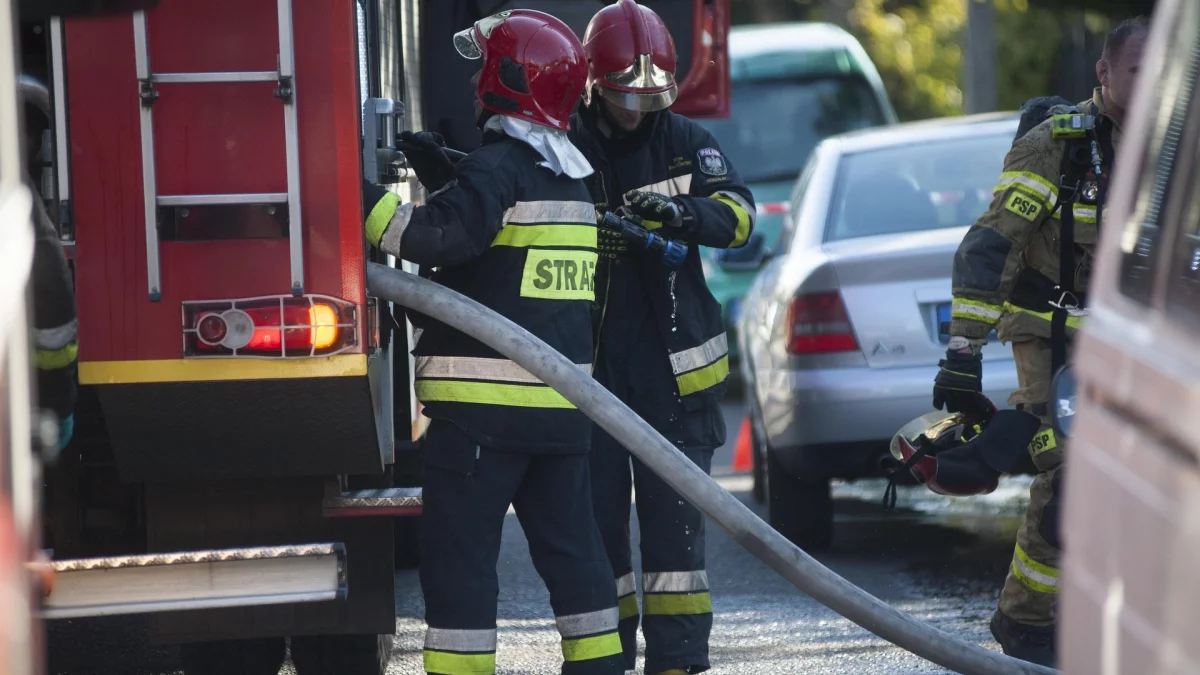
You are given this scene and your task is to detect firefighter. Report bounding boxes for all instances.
[934,16,1147,667]
[568,2,756,673]
[361,10,623,675]
[29,184,77,456]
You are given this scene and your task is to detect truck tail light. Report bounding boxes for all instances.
[183,295,357,358]
[785,291,858,354]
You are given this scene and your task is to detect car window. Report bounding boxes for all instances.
[1160,70,1200,327]
[1118,7,1200,307]
[777,155,817,256]
[823,132,1013,242]
[697,76,886,184]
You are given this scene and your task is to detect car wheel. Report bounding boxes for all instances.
[765,448,833,551]
[750,421,765,505]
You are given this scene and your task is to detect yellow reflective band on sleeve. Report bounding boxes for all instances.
[1029,428,1058,456]
[713,194,752,247]
[675,355,728,397]
[617,594,639,620]
[561,631,623,662]
[994,172,1057,206]
[643,592,713,616]
[1011,543,1059,595]
[35,340,78,370]
[365,191,401,247]
[491,224,597,249]
[1004,191,1044,222]
[520,250,597,301]
[415,380,575,409]
[423,649,496,675]
[951,298,1004,324]
[1002,302,1086,330]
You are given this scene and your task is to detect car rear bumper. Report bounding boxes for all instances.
[756,359,1020,478]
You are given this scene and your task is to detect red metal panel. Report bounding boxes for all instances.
[67,0,366,365]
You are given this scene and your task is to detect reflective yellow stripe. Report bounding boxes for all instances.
[79,354,367,384]
[365,191,400,247]
[951,298,1003,324]
[415,380,575,409]
[643,592,712,616]
[519,250,597,301]
[1011,543,1059,595]
[1029,428,1058,455]
[994,171,1057,206]
[669,334,728,375]
[423,649,496,675]
[1072,204,1098,223]
[618,594,639,620]
[643,219,663,231]
[491,224,597,249]
[35,340,78,370]
[713,194,752,247]
[1002,302,1085,330]
[561,631,622,662]
[676,355,728,397]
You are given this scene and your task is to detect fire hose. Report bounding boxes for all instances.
[366,263,1057,675]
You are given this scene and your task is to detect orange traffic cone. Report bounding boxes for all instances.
[732,416,753,473]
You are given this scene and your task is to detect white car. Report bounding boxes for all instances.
[735,113,1024,550]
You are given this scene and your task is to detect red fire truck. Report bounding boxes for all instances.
[14,1,731,673]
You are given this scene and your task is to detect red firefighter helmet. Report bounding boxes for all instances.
[582,0,678,112]
[889,398,1001,497]
[453,9,587,131]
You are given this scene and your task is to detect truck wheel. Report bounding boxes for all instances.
[765,449,833,551]
[179,638,285,675]
[290,633,392,675]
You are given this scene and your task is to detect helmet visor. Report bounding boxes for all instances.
[453,27,482,60]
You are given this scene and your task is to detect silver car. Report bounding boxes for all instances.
[733,113,1024,550]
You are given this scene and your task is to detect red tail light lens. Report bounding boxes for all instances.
[183,295,357,357]
[786,291,858,354]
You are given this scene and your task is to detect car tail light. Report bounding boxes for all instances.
[786,291,858,354]
[756,201,789,217]
[182,295,357,358]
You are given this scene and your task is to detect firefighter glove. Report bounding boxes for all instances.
[625,190,683,228]
[933,337,986,414]
[398,130,454,193]
[362,180,401,248]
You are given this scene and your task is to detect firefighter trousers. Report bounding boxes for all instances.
[589,331,721,673]
[998,338,1064,627]
[419,420,625,675]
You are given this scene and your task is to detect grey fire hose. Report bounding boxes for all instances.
[367,263,1057,675]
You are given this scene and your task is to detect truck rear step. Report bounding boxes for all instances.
[324,487,423,517]
[40,543,345,620]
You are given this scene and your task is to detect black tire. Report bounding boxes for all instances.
[765,448,833,551]
[750,420,766,505]
[290,633,393,675]
[179,638,286,675]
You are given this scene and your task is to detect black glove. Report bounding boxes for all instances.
[932,345,985,413]
[398,130,454,193]
[624,190,683,227]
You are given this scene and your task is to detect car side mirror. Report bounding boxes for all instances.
[714,232,768,272]
[1049,364,1077,440]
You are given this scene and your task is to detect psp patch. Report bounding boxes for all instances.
[697,147,728,176]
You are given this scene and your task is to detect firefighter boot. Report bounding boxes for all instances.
[989,610,1056,667]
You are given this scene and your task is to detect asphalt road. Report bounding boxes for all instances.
[48,398,1036,675]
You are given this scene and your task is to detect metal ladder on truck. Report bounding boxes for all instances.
[132,0,304,301]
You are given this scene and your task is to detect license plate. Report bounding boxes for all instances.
[937,303,951,343]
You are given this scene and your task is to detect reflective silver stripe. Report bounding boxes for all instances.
[643,570,709,593]
[1073,204,1098,223]
[35,319,78,351]
[1012,553,1059,591]
[951,301,1003,322]
[415,356,590,384]
[629,175,693,199]
[425,627,497,652]
[994,172,1057,206]
[503,200,596,225]
[669,333,728,375]
[616,572,636,597]
[714,190,757,226]
[379,202,415,256]
[555,607,619,638]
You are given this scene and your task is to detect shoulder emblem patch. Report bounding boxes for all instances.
[1004,191,1043,222]
[697,147,728,177]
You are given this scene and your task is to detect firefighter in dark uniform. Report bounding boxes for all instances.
[29,184,77,456]
[934,17,1147,667]
[361,10,623,675]
[568,2,756,673]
